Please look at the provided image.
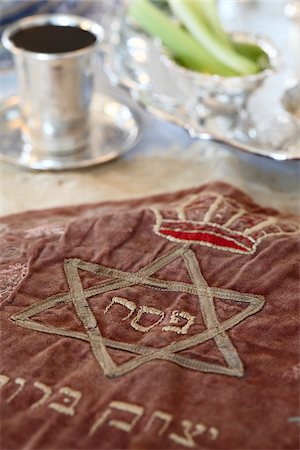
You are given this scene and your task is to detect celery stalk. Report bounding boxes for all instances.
[168,0,259,75]
[192,0,232,50]
[191,0,268,69]
[128,0,238,76]
[232,41,270,69]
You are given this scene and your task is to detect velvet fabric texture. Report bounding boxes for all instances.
[0,182,299,450]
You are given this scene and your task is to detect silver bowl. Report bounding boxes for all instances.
[157,32,279,139]
[106,14,279,141]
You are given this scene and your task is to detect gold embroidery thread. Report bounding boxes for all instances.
[11,247,265,378]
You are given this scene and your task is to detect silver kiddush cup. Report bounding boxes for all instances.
[2,14,103,156]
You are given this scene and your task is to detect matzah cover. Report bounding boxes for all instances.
[0,182,299,450]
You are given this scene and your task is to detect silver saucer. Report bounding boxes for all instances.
[0,93,143,170]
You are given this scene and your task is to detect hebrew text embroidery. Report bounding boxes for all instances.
[0,372,219,448]
[11,246,264,378]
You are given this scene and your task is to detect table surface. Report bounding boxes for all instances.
[0,1,299,217]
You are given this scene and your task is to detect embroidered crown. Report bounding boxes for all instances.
[153,192,300,255]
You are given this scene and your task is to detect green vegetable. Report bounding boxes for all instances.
[128,0,265,77]
[181,0,269,70]
[149,0,170,12]
[190,0,232,50]
[168,0,259,75]
[232,41,269,69]
[128,0,238,76]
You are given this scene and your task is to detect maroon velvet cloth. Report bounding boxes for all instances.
[0,182,299,450]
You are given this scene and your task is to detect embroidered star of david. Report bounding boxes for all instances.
[11,246,265,378]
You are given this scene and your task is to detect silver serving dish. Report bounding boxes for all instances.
[103,14,300,161]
